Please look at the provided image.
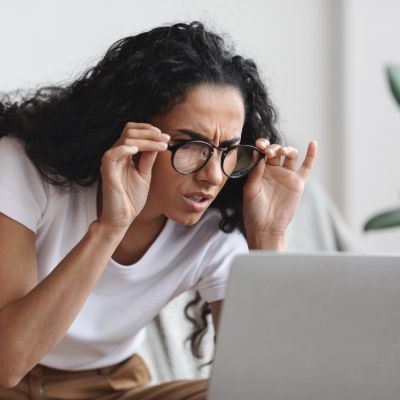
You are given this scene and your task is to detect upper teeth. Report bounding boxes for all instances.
[188,196,203,202]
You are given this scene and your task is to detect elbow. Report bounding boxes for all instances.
[0,371,23,389]
[0,357,28,389]
[0,350,27,389]
[0,357,25,388]
[0,325,31,388]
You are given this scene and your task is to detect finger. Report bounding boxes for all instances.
[255,138,270,150]
[265,144,282,166]
[245,155,265,192]
[124,122,161,132]
[123,129,169,142]
[113,126,167,149]
[121,139,168,153]
[282,146,299,170]
[255,140,282,167]
[298,140,318,180]
[137,151,158,178]
[102,145,139,164]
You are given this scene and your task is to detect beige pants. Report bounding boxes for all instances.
[0,354,207,400]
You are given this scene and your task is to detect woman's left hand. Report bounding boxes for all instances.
[243,139,317,250]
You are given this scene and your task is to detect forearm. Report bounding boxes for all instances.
[0,221,125,386]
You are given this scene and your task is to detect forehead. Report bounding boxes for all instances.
[153,84,245,140]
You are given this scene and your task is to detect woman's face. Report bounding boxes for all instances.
[146,84,245,225]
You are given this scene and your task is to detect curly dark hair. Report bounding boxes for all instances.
[0,21,280,360]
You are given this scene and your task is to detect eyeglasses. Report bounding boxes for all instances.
[167,140,265,179]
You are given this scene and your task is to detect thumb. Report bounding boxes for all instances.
[244,159,265,196]
[137,151,158,179]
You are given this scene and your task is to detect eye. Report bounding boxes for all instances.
[200,148,208,160]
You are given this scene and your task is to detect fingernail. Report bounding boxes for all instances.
[161,133,170,141]
[130,146,139,153]
[159,142,168,149]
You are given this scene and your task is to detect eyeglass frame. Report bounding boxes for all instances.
[167,139,265,179]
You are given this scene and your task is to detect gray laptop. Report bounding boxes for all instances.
[207,252,400,400]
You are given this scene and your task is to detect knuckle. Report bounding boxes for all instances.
[101,155,108,166]
[126,128,138,137]
[102,150,111,160]
[102,148,116,161]
[123,138,135,146]
[122,122,135,134]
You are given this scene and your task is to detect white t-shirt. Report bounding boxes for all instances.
[0,136,248,370]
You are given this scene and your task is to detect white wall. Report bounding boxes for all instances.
[0,0,335,188]
[1,0,399,252]
[343,0,400,251]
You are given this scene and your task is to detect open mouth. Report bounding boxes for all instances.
[184,195,208,203]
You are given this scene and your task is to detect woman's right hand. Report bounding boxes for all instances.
[98,122,170,233]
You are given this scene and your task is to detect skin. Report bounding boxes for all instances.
[98,83,317,332]
[148,85,245,226]
[0,83,316,387]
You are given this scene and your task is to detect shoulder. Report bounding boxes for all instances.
[0,135,48,192]
[0,136,50,232]
[0,135,28,160]
[0,135,40,173]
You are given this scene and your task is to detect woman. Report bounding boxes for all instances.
[0,22,316,399]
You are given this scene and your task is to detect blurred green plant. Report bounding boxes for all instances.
[364,65,400,231]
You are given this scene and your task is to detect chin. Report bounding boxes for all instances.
[166,210,206,226]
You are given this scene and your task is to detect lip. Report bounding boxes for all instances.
[185,192,213,200]
[182,192,214,212]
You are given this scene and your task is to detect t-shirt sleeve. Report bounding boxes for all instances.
[194,229,248,303]
[0,136,48,233]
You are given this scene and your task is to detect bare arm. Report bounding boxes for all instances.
[0,213,125,388]
[0,123,168,388]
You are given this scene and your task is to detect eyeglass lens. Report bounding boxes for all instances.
[172,142,260,178]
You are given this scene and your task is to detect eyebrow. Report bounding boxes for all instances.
[175,129,241,148]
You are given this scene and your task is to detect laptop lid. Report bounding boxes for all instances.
[207,253,400,400]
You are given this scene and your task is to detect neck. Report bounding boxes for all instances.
[127,211,167,237]
[111,214,167,265]
[96,180,167,265]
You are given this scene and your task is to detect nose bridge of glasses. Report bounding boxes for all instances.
[203,142,239,175]
[207,142,230,159]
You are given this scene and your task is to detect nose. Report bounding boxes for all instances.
[194,150,225,186]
